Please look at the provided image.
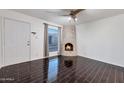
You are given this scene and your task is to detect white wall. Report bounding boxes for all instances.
[0,10,61,67]
[0,16,2,68]
[76,14,124,67]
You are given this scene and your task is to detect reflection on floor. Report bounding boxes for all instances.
[0,56,124,83]
[47,58,59,82]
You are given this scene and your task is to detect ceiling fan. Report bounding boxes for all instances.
[62,9,85,23]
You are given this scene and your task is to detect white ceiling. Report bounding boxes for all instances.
[12,9,124,25]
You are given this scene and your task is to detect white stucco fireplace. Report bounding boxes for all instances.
[61,25,77,56]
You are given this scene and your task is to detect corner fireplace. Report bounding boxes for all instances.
[65,43,73,51]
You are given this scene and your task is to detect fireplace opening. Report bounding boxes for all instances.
[65,43,73,51]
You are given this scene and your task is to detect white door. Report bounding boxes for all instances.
[4,18,30,66]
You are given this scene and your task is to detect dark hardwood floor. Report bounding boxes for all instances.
[0,56,124,83]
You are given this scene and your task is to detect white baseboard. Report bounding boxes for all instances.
[77,55,124,68]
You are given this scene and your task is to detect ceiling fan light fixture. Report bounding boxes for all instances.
[61,9,85,24]
[68,16,72,21]
[74,17,78,22]
[68,16,77,24]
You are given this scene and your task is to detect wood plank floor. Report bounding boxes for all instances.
[0,56,124,83]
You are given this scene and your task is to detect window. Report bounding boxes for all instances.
[48,26,59,52]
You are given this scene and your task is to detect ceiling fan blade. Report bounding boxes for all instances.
[70,9,85,16]
[61,15,70,16]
